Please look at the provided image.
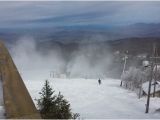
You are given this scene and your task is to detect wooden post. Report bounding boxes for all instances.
[153,44,157,97]
[145,44,155,113]
[139,79,142,99]
[120,55,127,86]
[145,62,153,113]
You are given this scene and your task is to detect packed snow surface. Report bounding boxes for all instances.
[23,74,160,119]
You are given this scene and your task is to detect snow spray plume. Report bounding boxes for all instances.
[10,36,66,80]
[10,36,114,79]
[67,43,113,78]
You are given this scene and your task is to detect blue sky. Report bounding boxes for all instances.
[0,1,160,29]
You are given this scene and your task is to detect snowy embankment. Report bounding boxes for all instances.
[0,80,5,118]
[21,70,160,119]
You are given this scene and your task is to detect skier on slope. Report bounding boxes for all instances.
[98,78,101,85]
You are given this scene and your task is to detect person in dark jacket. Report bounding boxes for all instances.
[98,78,101,85]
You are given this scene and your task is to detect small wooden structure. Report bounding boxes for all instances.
[0,41,41,119]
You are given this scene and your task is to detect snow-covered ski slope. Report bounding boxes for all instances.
[24,76,160,119]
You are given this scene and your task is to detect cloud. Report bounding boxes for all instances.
[0,1,160,28]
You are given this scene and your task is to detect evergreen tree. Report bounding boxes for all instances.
[37,80,57,118]
[55,92,72,119]
[36,80,79,119]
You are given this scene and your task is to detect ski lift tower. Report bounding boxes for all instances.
[120,51,128,86]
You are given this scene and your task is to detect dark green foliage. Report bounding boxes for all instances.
[72,113,80,119]
[37,80,57,118]
[54,92,72,119]
[36,80,79,119]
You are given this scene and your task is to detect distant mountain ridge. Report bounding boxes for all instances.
[36,37,160,58]
[1,23,160,44]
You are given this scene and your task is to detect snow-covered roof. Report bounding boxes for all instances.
[142,81,160,94]
[142,60,149,67]
[153,65,160,71]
